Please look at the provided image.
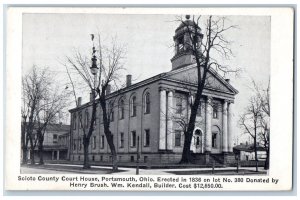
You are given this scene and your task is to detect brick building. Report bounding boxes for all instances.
[69,16,238,165]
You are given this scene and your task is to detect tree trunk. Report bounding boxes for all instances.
[180,132,193,163]
[22,146,28,164]
[106,134,118,171]
[30,148,35,165]
[179,94,201,164]
[38,138,44,165]
[254,136,258,172]
[83,137,90,169]
[112,150,118,172]
[179,55,208,163]
[264,147,269,170]
[99,90,118,172]
[21,120,28,164]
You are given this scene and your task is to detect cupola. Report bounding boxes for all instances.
[170,15,203,70]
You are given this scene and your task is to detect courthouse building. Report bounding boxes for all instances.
[69,16,238,165]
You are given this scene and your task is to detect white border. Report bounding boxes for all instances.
[4,7,294,191]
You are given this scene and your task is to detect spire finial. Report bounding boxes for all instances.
[185,15,190,20]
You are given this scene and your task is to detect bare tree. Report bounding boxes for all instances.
[239,95,262,172]
[64,34,125,170]
[176,15,238,163]
[22,66,70,165]
[35,88,69,165]
[253,79,270,170]
[22,66,52,165]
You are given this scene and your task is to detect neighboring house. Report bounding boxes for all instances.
[233,143,266,161]
[69,16,238,164]
[25,123,70,161]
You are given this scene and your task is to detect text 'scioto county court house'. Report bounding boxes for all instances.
[69,16,238,165]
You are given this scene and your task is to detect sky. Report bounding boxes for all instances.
[22,14,270,144]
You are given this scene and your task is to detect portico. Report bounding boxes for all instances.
[159,88,234,156]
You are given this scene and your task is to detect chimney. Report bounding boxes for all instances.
[77,97,82,107]
[126,74,132,87]
[106,84,111,95]
[225,79,230,84]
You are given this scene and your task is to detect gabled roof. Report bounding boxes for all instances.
[163,64,239,95]
[26,123,70,132]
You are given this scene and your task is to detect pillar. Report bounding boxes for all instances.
[222,101,228,152]
[228,102,233,152]
[205,97,212,152]
[159,89,167,150]
[52,151,54,160]
[167,90,174,150]
[57,150,60,160]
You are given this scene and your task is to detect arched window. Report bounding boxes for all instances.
[119,98,125,120]
[176,96,183,114]
[212,133,218,148]
[131,96,137,117]
[212,125,221,149]
[213,103,219,119]
[109,102,114,122]
[144,92,150,114]
[85,110,89,128]
[73,113,77,130]
[194,129,202,146]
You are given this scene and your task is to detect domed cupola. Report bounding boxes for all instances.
[171,15,203,70]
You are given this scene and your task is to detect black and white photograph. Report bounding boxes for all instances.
[4,7,294,191]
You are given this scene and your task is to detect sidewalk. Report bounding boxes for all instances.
[22,163,268,175]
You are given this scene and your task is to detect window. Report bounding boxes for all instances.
[79,138,82,150]
[100,135,105,149]
[175,130,181,146]
[131,96,137,117]
[213,104,218,119]
[144,156,148,163]
[73,139,76,150]
[109,102,114,122]
[79,111,82,128]
[85,110,89,128]
[177,36,184,52]
[197,102,202,116]
[92,155,95,161]
[120,132,124,148]
[144,129,150,147]
[92,136,96,149]
[53,134,58,143]
[194,130,202,147]
[176,96,183,114]
[119,99,124,119]
[144,92,150,114]
[193,35,200,49]
[130,156,135,162]
[212,133,217,148]
[73,114,77,130]
[94,114,97,128]
[130,131,136,147]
